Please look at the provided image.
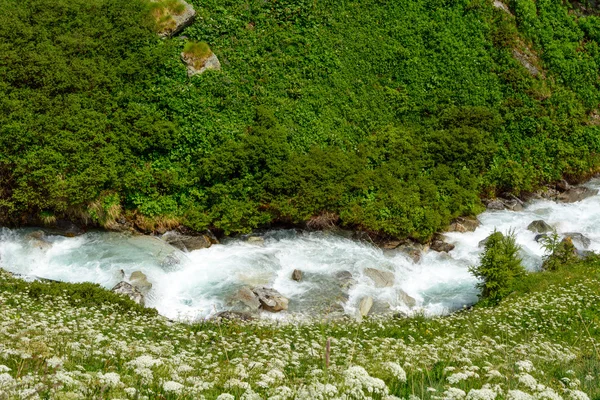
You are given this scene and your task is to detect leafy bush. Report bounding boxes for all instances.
[540,232,579,271]
[469,230,526,305]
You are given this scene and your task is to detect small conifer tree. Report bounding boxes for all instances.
[469,230,526,305]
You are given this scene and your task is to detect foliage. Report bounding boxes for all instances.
[1,258,600,398]
[541,232,580,271]
[1,0,600,239]
[469,230,526,304]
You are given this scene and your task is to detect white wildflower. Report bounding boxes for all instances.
[383,362,407,382]
[466,388,497,400]
[46,356,63,369]
[216,395,235,400]
[519,373,538,391]
[163,381,184,394]
[507,390,535,400]
[567,391,590,400]
[443,387,467,400]
[516,360,535,373]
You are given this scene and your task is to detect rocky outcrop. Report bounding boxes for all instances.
[363,268,395,288]
[162,231,213,252]
[252,287,289,312]
[291,269,303,281]
[557,187,598,203]
[527,220,553,234]
[358,296,373,317]
[493,0,512,14]
[112,281,144,306]
[153,0,196,38]
[129,271,152,295]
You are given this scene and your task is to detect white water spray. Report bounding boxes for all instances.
[1,179,599,320]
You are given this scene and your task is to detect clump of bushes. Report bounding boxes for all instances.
[470,230,526,305]
[541,232,579,271]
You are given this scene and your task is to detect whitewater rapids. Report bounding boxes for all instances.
[1,179,599,321]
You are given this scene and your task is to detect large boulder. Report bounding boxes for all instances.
[162,232,212,252]
[364,268,395,288]
[527,220,553,234]
[252,287,289,312]
[358,296,373,317]
[396,243,423,263]
[228,286,260,312]
[247,236,265,246]
[557,187,598,203]
[486,199,505,210]
[129,271,152,295]
[181,46,221,77]
[112,282,144,306]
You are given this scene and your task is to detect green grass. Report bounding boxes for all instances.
[0,257,599,398]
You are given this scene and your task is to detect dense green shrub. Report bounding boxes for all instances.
[1,0,600,239]
[470,230,526,304]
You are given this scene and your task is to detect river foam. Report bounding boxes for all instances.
[1,178,599,320]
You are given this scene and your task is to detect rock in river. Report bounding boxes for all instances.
[112,281,144,306]
[363,268,395,288]
[252,287,289,312]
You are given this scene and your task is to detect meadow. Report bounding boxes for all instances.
[0,256,599,399]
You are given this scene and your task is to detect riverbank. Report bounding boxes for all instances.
[0,257,598,399]
[1,179,599,321]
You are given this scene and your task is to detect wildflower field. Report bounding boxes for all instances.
[0,257,599,400]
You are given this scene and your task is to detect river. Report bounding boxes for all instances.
[1,178,599,321]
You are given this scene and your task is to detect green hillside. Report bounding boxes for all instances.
[1,0,600,239]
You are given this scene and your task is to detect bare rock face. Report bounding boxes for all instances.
[358,296,373,317]
[335,270,356,290]
[527,220,553,234]
[252,287,289,312]
[228,286,261,312]
[112,281,144,306]
[291,269,303,281]
[129,271,152,295]
[557,187,598,203]
[153,0,196,38]
[563,232,591,249]
[363,268,395,288]
[493,0,511,14]
[182,52,221,77]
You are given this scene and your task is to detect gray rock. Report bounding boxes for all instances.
[503,199,524,212]
[111,281,144,306]
[563,232,591,249]
[335,270,356,289]
[291,269,303,281]
[228,287,260,312]
[398,289,416,308]
[182,52,221,77]
[129,271,152,295]
[395,243,423,263]
[363,268,395,288]
[487,200,505,210]
[557,187,598,203]
[252,287,289,312]
[358,296,373,317]
[448,217,480,233]
[155,0,196,38]
[534,234,549,243]
[527,220,553,234]
[162,232,212,252]
[430,240,455,253]
[512,49,540,77]
[247,236,265,246]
